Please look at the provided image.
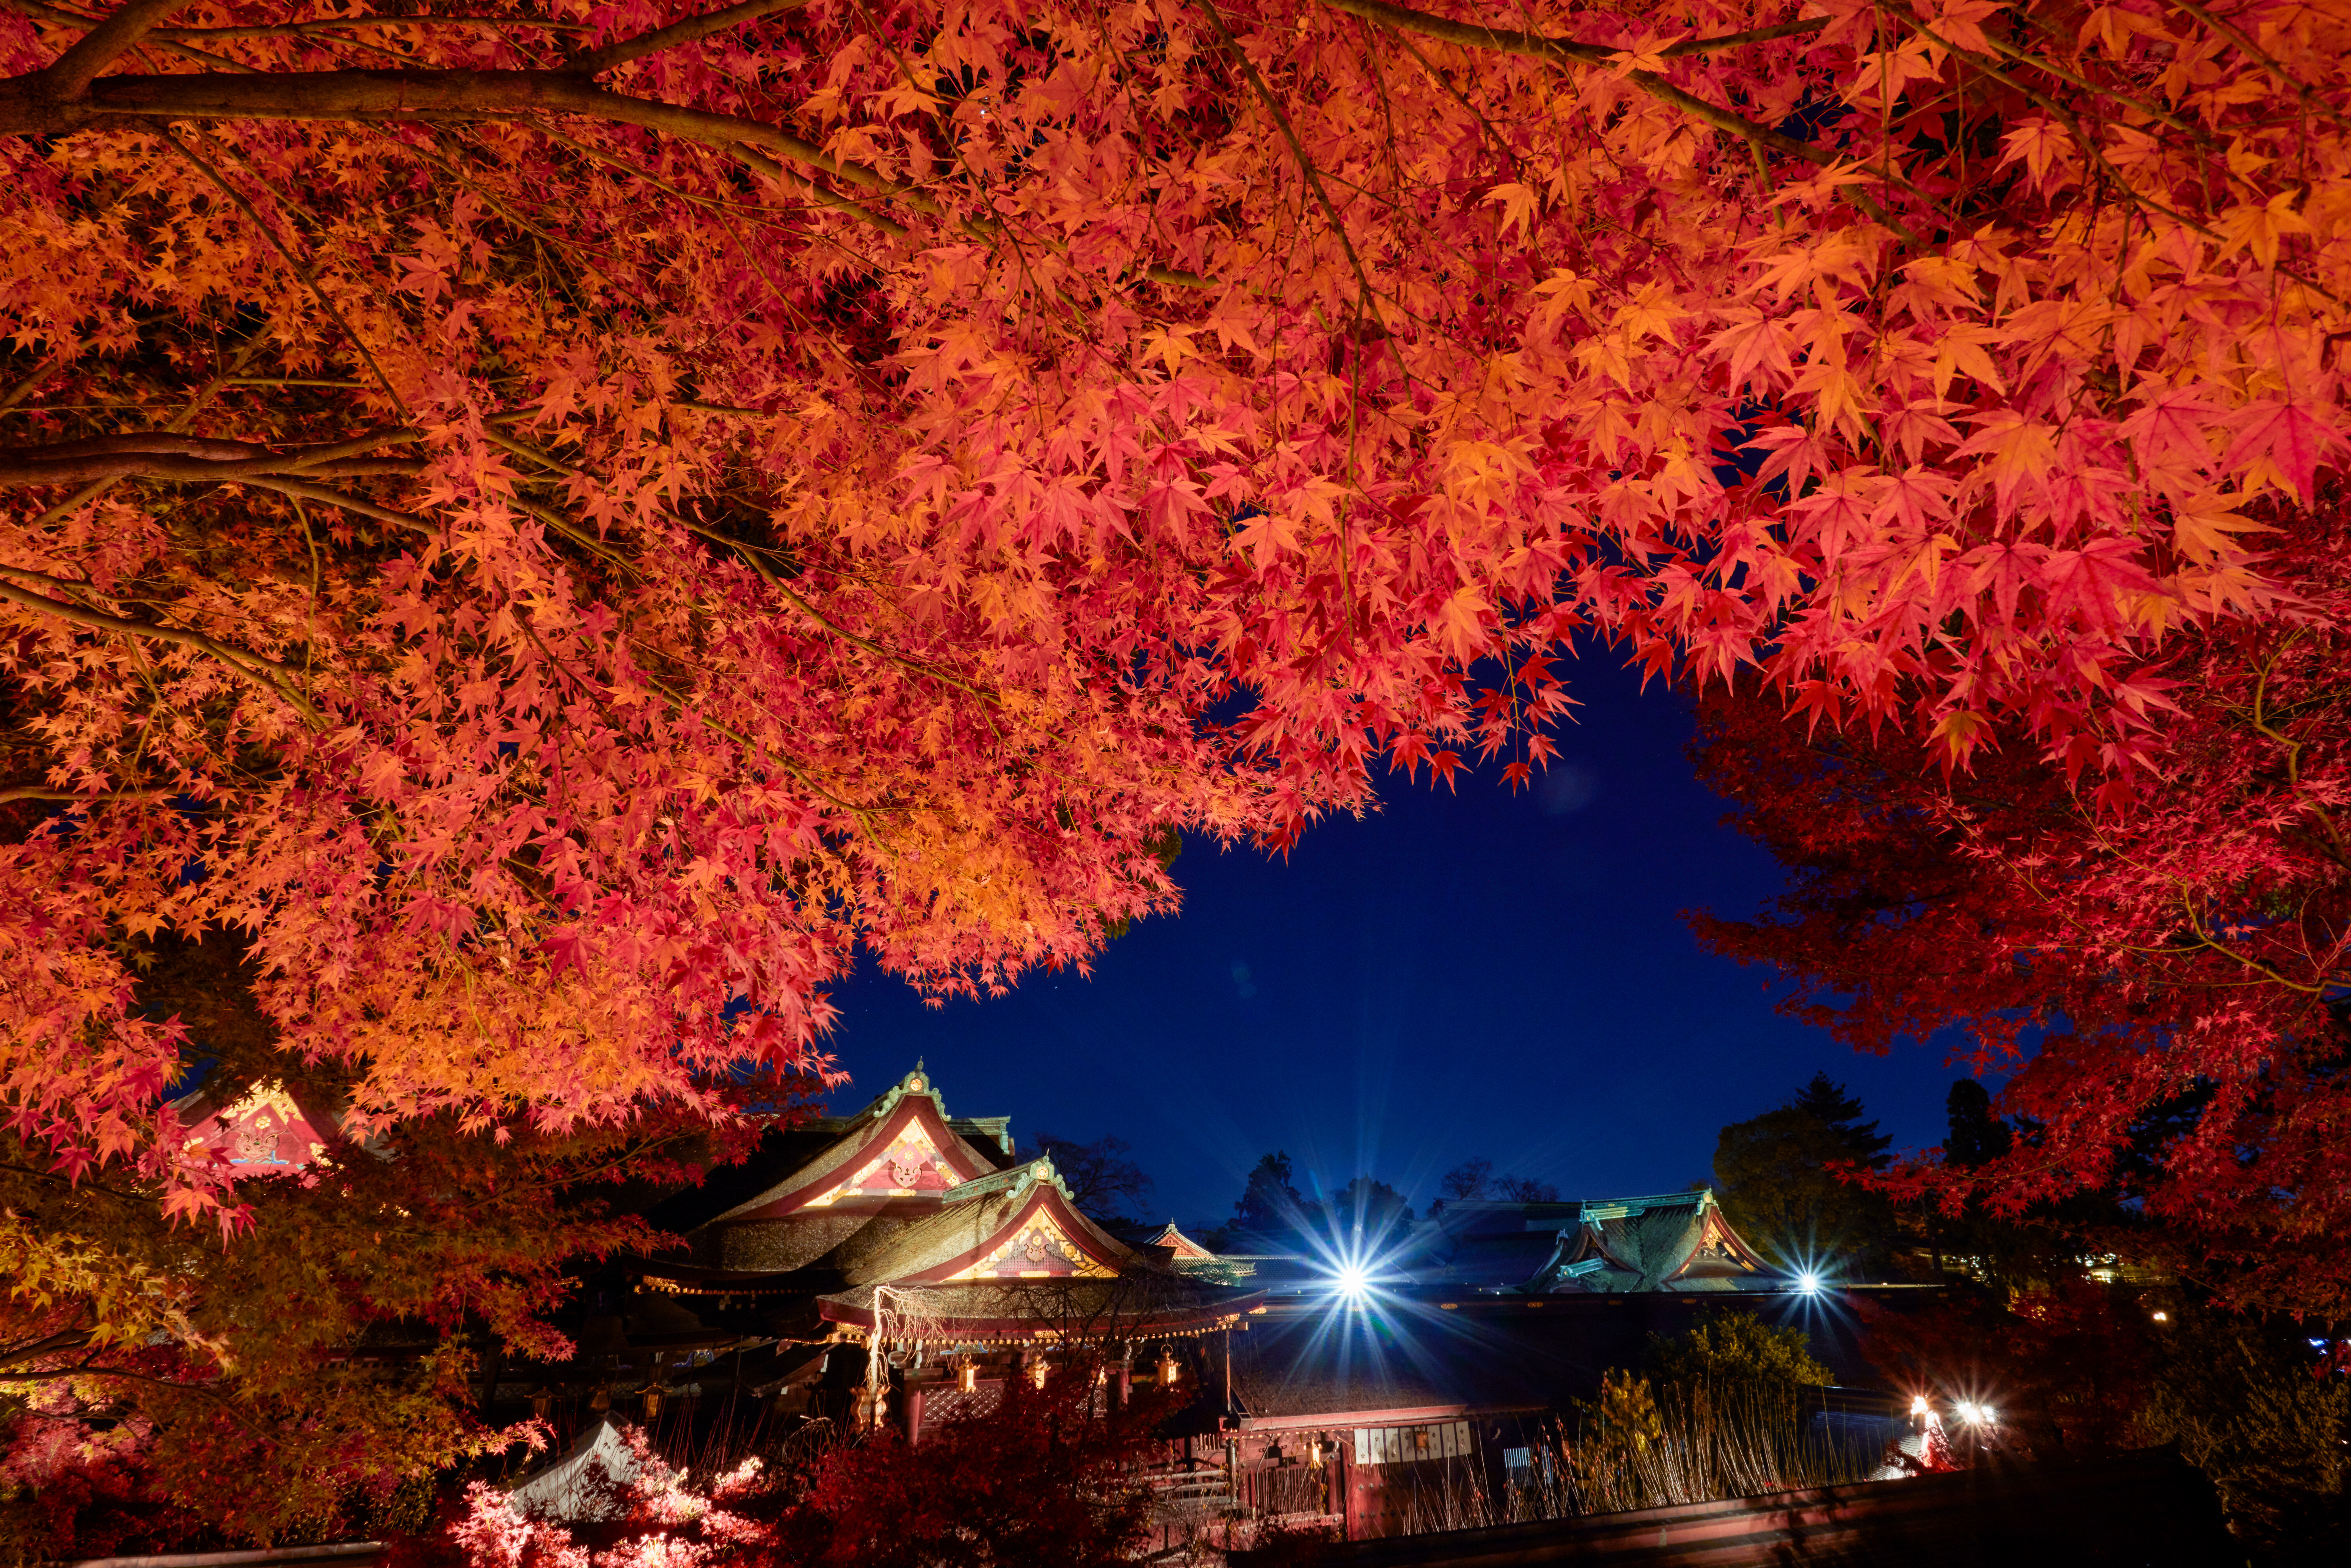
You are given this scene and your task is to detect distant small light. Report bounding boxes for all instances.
[1796,1272,1821,1295]
[2152,1311,2169,1322]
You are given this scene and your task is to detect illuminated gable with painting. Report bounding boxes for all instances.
[637,1064,1259,1350]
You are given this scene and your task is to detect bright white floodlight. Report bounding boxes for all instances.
[1796,1272,1822,1295]
[1335,1262,1372,1300]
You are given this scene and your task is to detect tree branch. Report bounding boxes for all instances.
[1321,2,1826,64]
[25,0,185,100]
[565,0,813,77]
[1199,0,1383,325]
[0,1328,92,1369]
[1320,0,1926,237]
[0,427,421,485]
[3,67,945,224]
[0,783,154,803]
[0,575,320,722]
[155,124,415,419]
[234,475,431,534]
[157,14,589,42]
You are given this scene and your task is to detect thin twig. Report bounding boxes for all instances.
[152,126,412,419]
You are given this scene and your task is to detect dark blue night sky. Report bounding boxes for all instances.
[819,655,1963,1231]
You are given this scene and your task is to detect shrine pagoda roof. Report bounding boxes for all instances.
[639,1150,1264,1340]
[1518,1189,1779,1294]
[1147,1221,1218,1260]
[815,1155,1139,1286]
[1396,1190,1783,1294]
[169,1079,344,1177]
[702,1064,1010,1226]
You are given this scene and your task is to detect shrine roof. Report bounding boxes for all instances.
[1520,1189,1780,1294]
[170,1079,344,1176]
[1147,1221,1219,1260]
[701,1065,1008,1226]
[827,1156,1138,1285]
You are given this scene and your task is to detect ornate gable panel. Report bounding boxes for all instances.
[943,1203,1118,1281]
[1153,1223,1214,1260]
[184,1083,329,1175]
[804,1116,963,1207]
[1682,1208,1767,1276]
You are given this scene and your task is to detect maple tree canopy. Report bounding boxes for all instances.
[1,0,2346,1225]
[1695,505,2351,1319]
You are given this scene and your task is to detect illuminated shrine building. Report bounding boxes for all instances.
[1519,1190,1777,1293]
[635,1066,1261,1374]
[171,1081,339,1175]
[1405,1188,1782,1294]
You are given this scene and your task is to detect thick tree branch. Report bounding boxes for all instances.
[0,67,946,224]
[1320,2,1826,64]
[24,0,185,100]
[0,783,153,803]
[0,1327,92,1369]
[0,575,319,721]
[566,0,812,77]
[0,428,421,485]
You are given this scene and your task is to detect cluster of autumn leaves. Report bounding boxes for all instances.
[0,0,2346,1545]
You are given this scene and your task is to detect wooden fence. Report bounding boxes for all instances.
[1227,1446,2241,1567]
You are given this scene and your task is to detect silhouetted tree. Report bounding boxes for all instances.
[1230,1152,1308,1237]
[1714,1075,1900,1276]
[1439,1157,1494,1202]
[1324,1177,1414,1246]
[1023,1133,1152,1222]
[1435,1156,1559,1207]
[1944,1081,2013,1169]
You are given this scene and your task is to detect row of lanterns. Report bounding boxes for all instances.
[525,1344,1190,1424]
[949,1348,1183,1393]
[529,1384,677,1421]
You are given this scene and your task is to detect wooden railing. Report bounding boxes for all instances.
[1227,1447,2239,1567]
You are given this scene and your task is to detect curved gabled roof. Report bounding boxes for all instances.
[173,1080,341,1176]
[704,1066,1003,1224]
[1148,1221,1218,1260]
[838,1157,1133,1284]
[1522,1190,1778,1294]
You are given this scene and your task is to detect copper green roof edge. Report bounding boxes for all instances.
[1576,1190,1715,1219]
[941,1155,1056,1202]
